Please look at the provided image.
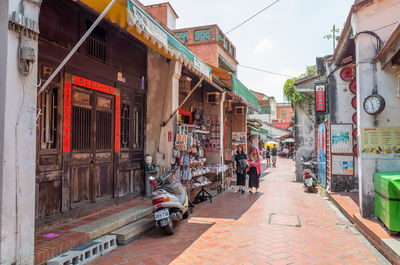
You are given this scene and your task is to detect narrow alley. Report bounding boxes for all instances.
[90,159,390,265]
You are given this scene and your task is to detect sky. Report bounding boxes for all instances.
[140,0,354,102]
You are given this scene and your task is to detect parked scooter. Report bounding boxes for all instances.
[300,155,318,192]
[149,169,192,235]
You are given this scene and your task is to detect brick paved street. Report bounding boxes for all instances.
[90,159,389,265]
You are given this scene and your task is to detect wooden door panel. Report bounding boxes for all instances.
[36,180,62,218]
[95,163,111,197]
[71,165,90,204]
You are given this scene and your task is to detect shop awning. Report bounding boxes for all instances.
[231,74,259,112]
[78,0,211,79]
[248,125,267,135]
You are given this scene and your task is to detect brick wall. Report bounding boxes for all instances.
[145,5,168,27]
[277,106,294,123]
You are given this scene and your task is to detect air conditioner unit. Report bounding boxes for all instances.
[235,106,245,115]
[206,92,220,104]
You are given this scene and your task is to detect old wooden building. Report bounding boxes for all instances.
[36,0,147,222]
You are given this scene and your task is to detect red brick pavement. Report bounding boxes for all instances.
[34,198,151,264]
[89,159,384,265]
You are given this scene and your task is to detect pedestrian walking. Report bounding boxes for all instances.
[266,146,271,167]
[271,144,278,167]
[247,147,262,193]
[233,145,248,193]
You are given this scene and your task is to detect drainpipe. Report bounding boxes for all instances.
[37,0,117,95]
[220,91,226,163]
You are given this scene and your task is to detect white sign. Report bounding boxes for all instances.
[127,0,168,48]
[194,57,211,79]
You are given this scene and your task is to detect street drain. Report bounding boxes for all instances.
[268,213,301,227]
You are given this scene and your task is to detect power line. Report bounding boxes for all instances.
[225,0,281,35]
[238,64,295,78]
[372,21,398,32]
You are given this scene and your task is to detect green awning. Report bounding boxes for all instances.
[259,127,269,134]
[230,74,259,112]
[248,125,267,135]
[127,0,211,78]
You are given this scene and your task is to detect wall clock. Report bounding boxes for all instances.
[363,94,385,115]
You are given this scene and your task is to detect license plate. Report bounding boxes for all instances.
[155,209,169,221]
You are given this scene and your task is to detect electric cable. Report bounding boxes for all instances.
[238,64,295,78]
[372,21,398,32]
[225,0,281,34]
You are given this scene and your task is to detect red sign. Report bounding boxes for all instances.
[115,95,121,151]
[340,67,353,82]
[63,82,72,152]
[168,131,172,142]
[315,84,326,112]
[73,75,114,95]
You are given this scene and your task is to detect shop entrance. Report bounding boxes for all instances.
[70,86,114,207]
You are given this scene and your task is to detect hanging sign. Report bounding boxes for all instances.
[127,0,168,48]
[315,84,326,112]
[175,126,188,151]
[340,67,353,82]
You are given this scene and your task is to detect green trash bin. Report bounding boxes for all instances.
[373,171,400,232]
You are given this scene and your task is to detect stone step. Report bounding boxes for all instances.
[382,238,400,263]
[71,205,152,239]
[111,217,155,245]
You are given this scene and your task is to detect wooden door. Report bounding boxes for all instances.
[70,86,114,207]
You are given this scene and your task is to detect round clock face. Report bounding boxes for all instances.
[363,95,385,115]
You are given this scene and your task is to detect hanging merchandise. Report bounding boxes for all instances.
[175,125,188,151]
[205,114,220,152]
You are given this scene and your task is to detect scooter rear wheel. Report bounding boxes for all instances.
[163,218,174,235]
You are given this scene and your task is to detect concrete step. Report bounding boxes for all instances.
[71,205,152,239]
[382,238,400,263]
[111,218,155,245]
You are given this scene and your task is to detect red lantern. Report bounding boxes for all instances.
[349,79,356,94]
[352,113,357,124]
[353,144,358,156]
[352,128,357,138]
[351,96,357,109]
[340,67,353,82]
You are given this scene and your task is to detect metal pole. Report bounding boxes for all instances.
[333,25,336,53]
[38,0,117,95]
[161,77,204,127]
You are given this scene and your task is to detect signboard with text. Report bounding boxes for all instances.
[315,84,326,112]
[361,127,400,159]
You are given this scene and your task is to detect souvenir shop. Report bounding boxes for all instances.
[173,68,228,203]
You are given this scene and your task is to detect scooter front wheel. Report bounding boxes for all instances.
[162,217,174,235]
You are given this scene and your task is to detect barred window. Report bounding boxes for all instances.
[86,20,107,62]
[194,29,210,41]
[40,87,58,149]
[224,40,229,50]
[176,32,188,43]
[230,46,235,57]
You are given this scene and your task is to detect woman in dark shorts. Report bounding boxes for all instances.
[265,146,271,167]
[233,145,247,193]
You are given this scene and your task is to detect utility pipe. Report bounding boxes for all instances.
[38,0,117,95]
[161,77,203,127]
